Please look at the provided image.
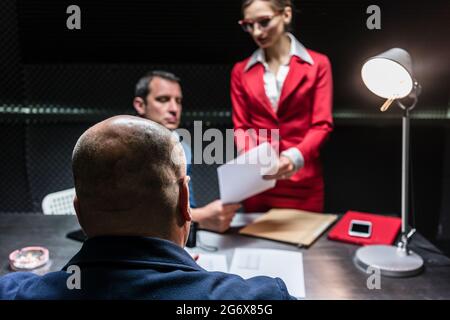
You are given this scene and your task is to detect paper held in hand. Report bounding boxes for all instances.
[217,142,279,204]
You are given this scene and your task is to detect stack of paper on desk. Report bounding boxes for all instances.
[229,248,305,299]
[187,248,306,298]
[195,254,228,273]
[217,142,279,204]
[239,209,338,247]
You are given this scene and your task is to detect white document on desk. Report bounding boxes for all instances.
[217,142,279,204]
[229,248,305,299]
[196,254,228,273]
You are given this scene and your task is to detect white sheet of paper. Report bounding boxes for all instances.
[217,142,279,204]
[195,254,228,273]
[229,248,305,299]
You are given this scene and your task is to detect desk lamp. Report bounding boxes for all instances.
[354,48,424,277]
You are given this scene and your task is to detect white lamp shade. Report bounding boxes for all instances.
[361,48,414,99]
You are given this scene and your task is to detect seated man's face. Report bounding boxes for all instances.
[143,77,182,130]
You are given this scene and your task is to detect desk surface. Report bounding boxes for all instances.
[1,214,450,299]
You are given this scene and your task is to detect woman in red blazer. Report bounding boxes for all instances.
[231,0,333,213]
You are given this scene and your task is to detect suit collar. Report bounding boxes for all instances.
[277,56,310,108]
[244,33,314,72]
[288,33,314,65]
[242,63,278,120]
[242,56,311,116]
[63,236,202,272]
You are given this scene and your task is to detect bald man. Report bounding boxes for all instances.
[0,115,295,300]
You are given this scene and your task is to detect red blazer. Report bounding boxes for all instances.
[230,50,333,213]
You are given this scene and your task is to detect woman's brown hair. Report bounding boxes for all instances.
[241,0,293,13]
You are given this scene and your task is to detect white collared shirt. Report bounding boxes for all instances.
[244,33,314,171]
[245,33,314,110]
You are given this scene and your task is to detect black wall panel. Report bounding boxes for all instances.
[22,64,231,112]
[0,123,32,212]
[0,0,24,106]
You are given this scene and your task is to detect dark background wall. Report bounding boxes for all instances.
[0,0,449,252]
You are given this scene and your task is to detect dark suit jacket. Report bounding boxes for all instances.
[0,236,295,300]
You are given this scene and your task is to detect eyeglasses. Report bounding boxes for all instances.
[238,12,282,33]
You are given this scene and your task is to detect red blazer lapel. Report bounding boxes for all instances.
[242,63,278,121]
[278,56,310,111]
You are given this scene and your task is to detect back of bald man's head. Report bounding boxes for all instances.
[72,115,186,237]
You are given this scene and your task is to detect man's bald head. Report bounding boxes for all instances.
[72,115,189,239]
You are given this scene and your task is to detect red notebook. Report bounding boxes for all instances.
[327,211,401,246]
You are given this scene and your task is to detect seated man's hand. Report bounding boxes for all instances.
[192,200,241,233]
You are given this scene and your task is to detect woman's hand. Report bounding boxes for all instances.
[263,156,297,180]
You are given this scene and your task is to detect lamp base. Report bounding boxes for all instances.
[354,245,424,277]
